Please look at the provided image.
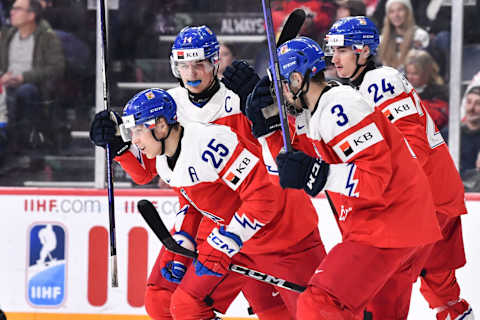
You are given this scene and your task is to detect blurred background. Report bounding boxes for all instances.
[0,0,479,191]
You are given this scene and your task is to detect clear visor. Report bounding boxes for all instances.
[120,115,155,142]
[174,59,214,73]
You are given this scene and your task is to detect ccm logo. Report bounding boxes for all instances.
[230,265,286,286]
[306,161,322,190]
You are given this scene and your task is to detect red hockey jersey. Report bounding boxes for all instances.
[286,85,442,248]
[359,67,466,217]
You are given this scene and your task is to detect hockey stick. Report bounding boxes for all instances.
[276,8,306,46]
[261,3,305,152]
[98,0,118,287]
[137,199,306,293]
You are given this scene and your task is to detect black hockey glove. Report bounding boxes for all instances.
[221,60,260,114]
[245,76,281,138]
[89,110,131,158]
[276,150,329,197]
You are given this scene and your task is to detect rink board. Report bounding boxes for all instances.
[0,188,478,319]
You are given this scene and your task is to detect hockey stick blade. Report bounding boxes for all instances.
[276,8,306,46]
[137,199,197,259]
[137,199,306,293]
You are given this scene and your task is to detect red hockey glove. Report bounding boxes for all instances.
[194,227,242,277]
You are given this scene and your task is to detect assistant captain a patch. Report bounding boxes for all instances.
[222,149,259,190]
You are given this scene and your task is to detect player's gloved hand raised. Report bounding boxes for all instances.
[276,150,330,197]
[89,110,131,158]
[194,227,242,277]
[160,231,196,283]
[245,76,281,138]
[221,60,260,114]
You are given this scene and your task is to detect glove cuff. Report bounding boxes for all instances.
[304,159,330,197]
[207,227,242,258]
[173,231,197,251]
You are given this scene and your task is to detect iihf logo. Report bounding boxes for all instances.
[27,223,67,307]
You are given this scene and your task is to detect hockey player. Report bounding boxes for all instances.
[90,26,326,319]
[325,16,473,320]
[119,88,325,320]
[245,36,442,319]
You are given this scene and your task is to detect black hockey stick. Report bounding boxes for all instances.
[137,199,306,293]
[276,8,306,46]
[261,2,305,152]
[98,0,118,287]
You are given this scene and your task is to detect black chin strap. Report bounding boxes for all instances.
[350,54,369,81]
[350,59,377,89]
[151,124,174,155]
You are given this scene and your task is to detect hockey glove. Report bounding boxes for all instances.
[245,76,281,138]
[160,231,196,283]
[194,227,242,277]
[89,110,131,158]
[276,150,330,197]
[221,60,260,114]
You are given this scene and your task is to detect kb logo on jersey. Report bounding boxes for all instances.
[382,97,417,123]
[334,123,384,161]
[352,131,375,147]
[26,223,67,307]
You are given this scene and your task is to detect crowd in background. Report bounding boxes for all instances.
[0,0,479,190]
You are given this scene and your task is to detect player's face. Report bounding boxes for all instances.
[387,3,408,28]
[331,46,357,78]
[130,124,162,159]
[465,92,480,129]
[177,59,215,94]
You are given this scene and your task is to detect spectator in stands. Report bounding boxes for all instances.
[271,0,336,42]
[405,49,449,130]
[335,0,366,19]
[0,0,65,153]
[441,86,480,177]
[377,0,430,71]
[217,42,235,79]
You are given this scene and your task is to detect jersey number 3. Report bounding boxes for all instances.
[331,104,349,126]
[202,139,230,169]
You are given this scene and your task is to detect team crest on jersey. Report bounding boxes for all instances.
[381,97,417,123]
[333,123,384,161]
[222,149,259,191]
